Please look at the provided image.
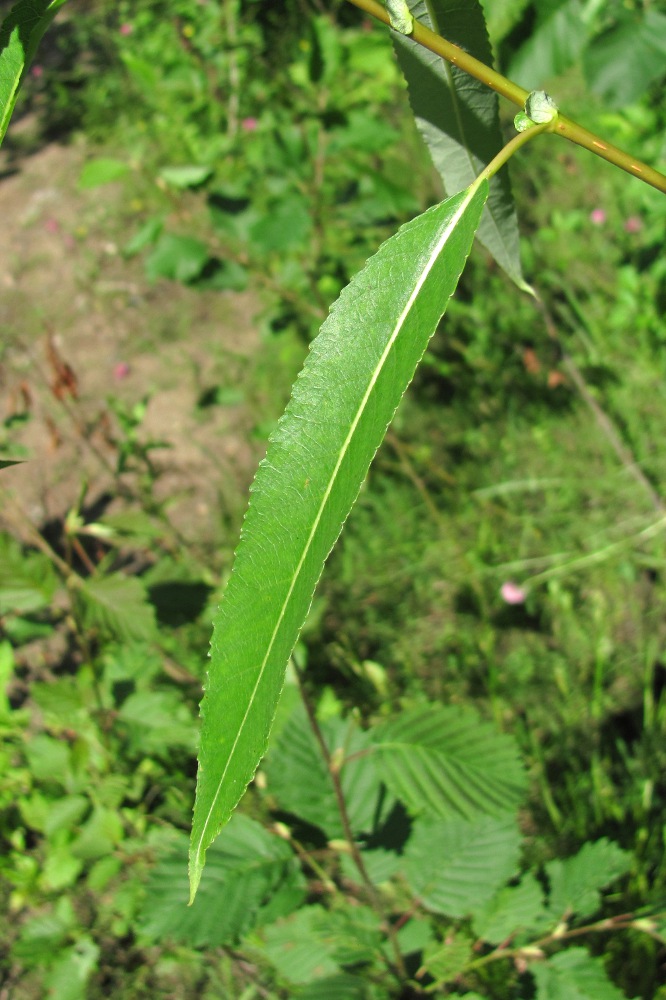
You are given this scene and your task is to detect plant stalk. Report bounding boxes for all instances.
[344,0,666,194]
[462,910,665,975]
[474,121,555,186]
[293,665,408,980]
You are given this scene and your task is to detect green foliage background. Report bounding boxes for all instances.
[1,0,665,996]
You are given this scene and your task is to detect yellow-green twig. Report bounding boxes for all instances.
[345,0,666,194]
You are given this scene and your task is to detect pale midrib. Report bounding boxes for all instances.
[192,186,479,871]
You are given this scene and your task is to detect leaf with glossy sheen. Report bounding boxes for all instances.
[0,0,68,146]
[189,181,488,899]
[392,0,527,290]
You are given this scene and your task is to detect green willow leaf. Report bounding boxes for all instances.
[392,0,527,290]
[189,180,488,900]
[0,0,68,146]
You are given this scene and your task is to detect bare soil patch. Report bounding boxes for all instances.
[0,137,267,546]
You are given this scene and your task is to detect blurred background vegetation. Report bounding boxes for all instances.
[0,0,665,996]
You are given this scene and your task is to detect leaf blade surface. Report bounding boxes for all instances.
[371,704,527,819]
[0,0,67,146]
[189,182,488,898]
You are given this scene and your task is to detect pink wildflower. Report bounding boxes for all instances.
[30,64,44,79]
[624,216,642,234]
[241,117,258,132]
[501,581,527,605]
[113,362,131,381]
[589,208,606,225]
[119,23,133,36]
[43,217,60,234]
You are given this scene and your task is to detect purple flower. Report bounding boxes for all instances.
[589,208,606,226]
[501,581,527,605]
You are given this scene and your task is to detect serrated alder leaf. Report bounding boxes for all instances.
[403,814,522,917]
[264,703,394,839]
[262,906,340,985]
[532,947,626,1000]
[44,937,99,1000]
[546,838,632,921]
[313,905,383,966]
[75,573,156,643]
[140,817,305,948]
[473,872,548,944]
[0,534,57,614]
[420,932,474,987]
[294,974,368,1000]
[371,704,526,819]
[189,181,488,900]
[0,0,68,146]
[421,934,474,986]
[392,0,527,290]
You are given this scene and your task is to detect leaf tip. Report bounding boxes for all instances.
[187,849,203,905]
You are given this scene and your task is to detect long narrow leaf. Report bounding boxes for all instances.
[0,0,68,146]
[392,0,527,290]
[189,180,488,899]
